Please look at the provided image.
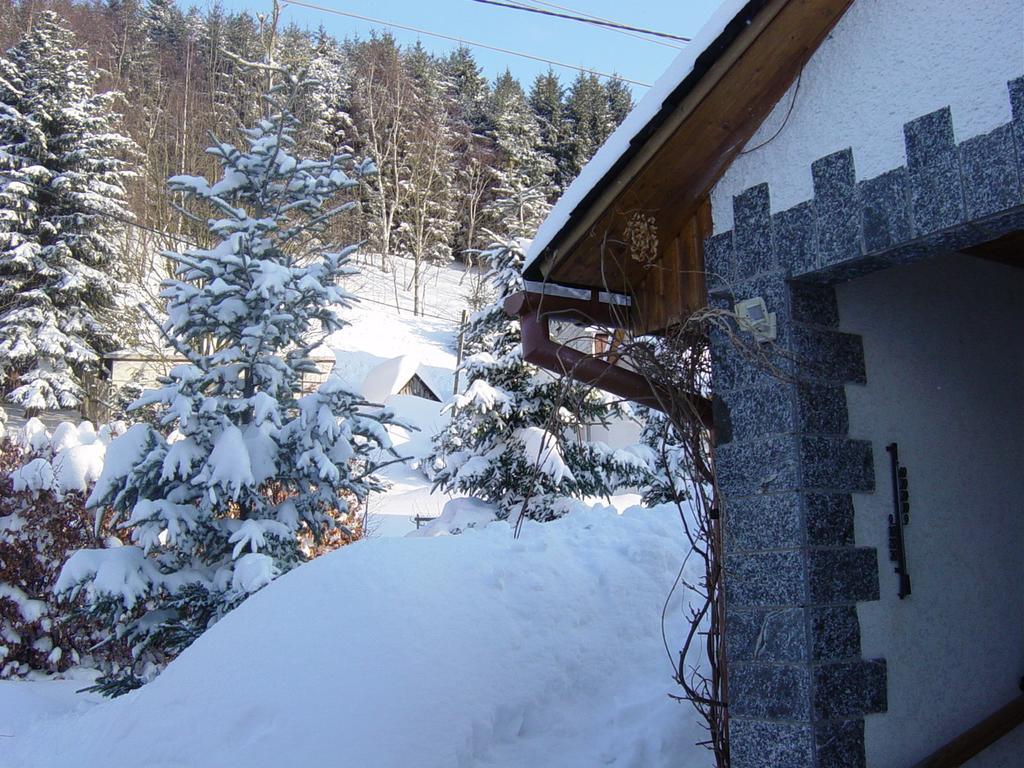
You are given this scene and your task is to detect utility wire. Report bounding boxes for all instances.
[470,0,691,43]
[520,0,683,49]
[280,0,650,87]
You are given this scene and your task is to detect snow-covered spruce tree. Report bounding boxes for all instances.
[483,84,554,240]
[0,12,136,411]
[528,69,572,193]
[304,33,357,159]
[58,63,394,693]
[427,237,651,522]
[638,409,694,507]
[565,71,614,180]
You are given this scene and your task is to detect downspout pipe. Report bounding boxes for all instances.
[504,290,713,429]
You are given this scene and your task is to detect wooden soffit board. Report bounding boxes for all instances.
[541,0,854,297]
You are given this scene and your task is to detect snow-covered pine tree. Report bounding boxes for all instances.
[58,62,394,692]
[528,69,572,192]
[427,237,651,522]
[0,12,136,411]
[304,32,357,159]
[489,69,526,120]
[443,46,490,135]
[604,76,634,127]
[565,71,613,180]
[483,84,554,240]
[143,0,186,49]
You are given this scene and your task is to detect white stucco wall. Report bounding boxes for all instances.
[837,253,1024,767]
[711,0,1024,234]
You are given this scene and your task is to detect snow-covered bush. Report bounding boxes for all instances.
[427,237,651,522]
[0,419,128,678]
[58,63,395,694]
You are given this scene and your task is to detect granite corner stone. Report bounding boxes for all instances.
[805,493,855,547]
[860,168,911,254]
[725,492,802,553]
[773,201,819,276]
[730,662,812,720]
[812,149,862,268]
[715,436,800,497]
[704,230,735,291]
[815,719,867,768]
[959,124,1023,219]
[1009,76,1024,123]
[790,325,866,385]
[808,547,880,604]
[800,437,874,493]
[813,659,888,719]
[725,550,806,608]
[727,607,810,663]
[810,604,862,661]
[788,281,839,328]
[1010,76,1024,155]
[904,107,956,170]
[722,383,795,443]
[730,719,814,768]
[796,382,849,436]
[733,183,774,279]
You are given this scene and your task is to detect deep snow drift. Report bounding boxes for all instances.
[2,505,707,768]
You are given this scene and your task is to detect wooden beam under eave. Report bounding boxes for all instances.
[547,0,854,298]
[630,197,713,334]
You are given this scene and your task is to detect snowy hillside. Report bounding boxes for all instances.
[328,256,478,537]
[1,505,707,768]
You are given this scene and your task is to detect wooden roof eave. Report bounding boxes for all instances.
[528,0,854,299]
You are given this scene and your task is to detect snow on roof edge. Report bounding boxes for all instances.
[524,0,759,276]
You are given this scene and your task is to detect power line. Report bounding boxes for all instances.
[470,0,691,43]
[520,0,683,50]
[279,0,651,87]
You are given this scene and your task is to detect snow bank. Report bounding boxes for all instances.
[8,505,708,768]
[0,670,102,748]
[410,496,498,536]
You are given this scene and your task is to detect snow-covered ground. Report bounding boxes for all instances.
[1,255,700,766]
[326,256,474,536]
[0,504,707,768]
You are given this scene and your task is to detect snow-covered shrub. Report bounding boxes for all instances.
[427,237,651,522]
[0,421,128,678]
[59,64,394,694]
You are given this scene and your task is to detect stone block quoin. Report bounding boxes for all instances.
[696,74,1024,768]
[710,81,1024,766]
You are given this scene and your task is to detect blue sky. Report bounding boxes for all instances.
[188,0,724,96]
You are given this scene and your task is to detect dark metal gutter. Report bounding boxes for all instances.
[504,290,713,428]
